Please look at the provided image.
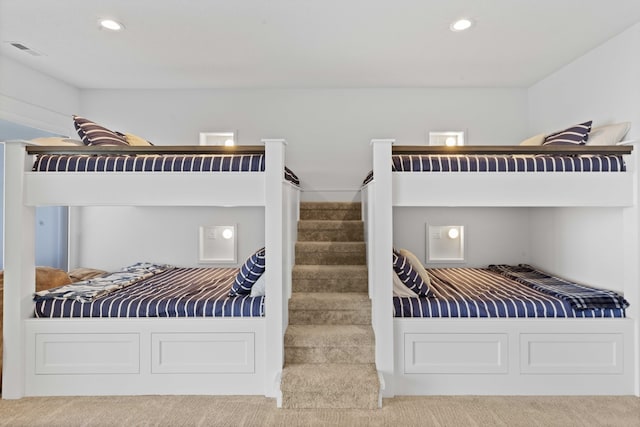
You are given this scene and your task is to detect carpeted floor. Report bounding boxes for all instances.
[0,395,638,427]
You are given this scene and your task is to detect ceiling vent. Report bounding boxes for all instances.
[6,41,44,56]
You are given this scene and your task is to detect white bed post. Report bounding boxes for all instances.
[622,141,640,396]
[2,141,35,399]
[371,139,395,397]
[263,139,286,398]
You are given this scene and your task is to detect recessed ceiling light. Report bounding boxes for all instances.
[99,19,125,31]
[450,18,473,32]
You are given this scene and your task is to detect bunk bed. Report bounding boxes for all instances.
[362,139,639,397]
[2,140,300,399]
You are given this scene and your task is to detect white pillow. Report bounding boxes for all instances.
[393,271,418,297]
[30,137,83,146]
[398,248,431,289]
[519,133,545,146]
[586,122,631,146]
[249,273,266,297]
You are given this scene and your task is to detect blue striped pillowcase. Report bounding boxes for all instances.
[73,115,129,146]
[393,249,429,296]
[229,247,266,296]
[543,120,592,146]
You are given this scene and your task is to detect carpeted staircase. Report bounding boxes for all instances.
[280,202,379,409]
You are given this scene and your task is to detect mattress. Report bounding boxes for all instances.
[362,153,626,185]
[393,267,626,318]
[34,267,264,318]
[391,154,626,173]
[32,154,300,185]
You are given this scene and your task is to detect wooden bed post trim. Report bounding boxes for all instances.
[3,140,35,399]
[263,139,286,398]
[371,139,395,397]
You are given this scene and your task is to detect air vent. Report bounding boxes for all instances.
[5,41,44,56]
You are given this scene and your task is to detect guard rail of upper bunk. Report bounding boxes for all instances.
[25,145,266,155]
[390,144,633,155]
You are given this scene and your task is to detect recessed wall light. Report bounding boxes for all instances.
[99,19,125,31]
[450,18,473,32]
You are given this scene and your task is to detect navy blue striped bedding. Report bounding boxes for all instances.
[362,154,626,185]
[391,154,626,173]
[487,264,629,311]
[393,267,626,318]
[32,154,300,185]
[34,267,264,318]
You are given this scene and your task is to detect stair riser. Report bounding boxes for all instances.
[289,310,371,325]
[281,392,378,410]
[285,335,374,348]
[300,210,361,221]
[284,346,375,364]
[292,267,368,281]
[292,280,368,293]
[295,250,366,265]
[297,229,364,242]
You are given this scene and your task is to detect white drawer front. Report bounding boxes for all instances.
[404,333,508,374]
[152,332,255,374]
[35,333,140,374]
[520,333,624,374]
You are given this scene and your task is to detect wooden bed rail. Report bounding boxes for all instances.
[391,145,633,155]
[25,145,266,155]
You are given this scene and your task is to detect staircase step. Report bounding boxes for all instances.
[289,293,371,325]
[280,363,379,409]
[292,265,368,293]
[296,242,366,265]
[300,202,361,221]
[297,220,364,242]
[284,324,374,364]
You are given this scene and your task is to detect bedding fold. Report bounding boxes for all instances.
[34,262,173,303]
[487,264,629,310]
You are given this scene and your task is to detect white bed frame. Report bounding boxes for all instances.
[2,139,300,399]
[363,139,639,397]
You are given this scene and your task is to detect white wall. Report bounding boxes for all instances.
[393,207,531,268]
[526,23,639,290]
[71,206,264,272]
[528,208,625,293]
[80,88,528,202]
[528,23,640,138]
[0,55,79,136]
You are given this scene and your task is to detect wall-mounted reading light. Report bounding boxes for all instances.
[199,225,237,263]
[221,227,234,239]
[200,132,236,146]
[427,224,465,263]
[447,227,460,239]
[428,131,466,146]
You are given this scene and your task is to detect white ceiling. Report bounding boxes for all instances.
[1,0,640,89]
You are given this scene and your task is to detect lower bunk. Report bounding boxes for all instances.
[24,259,274,397]
[395,317,633,395]
[389,259,634,395]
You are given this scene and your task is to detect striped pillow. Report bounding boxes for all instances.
[392,250,430,296]
[73,115,129,146]
[229,247,266,296]
[543,121,592,146]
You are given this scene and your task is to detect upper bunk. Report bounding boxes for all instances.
[365,140,638,207]
[4,139,298,207]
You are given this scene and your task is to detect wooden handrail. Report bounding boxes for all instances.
[25,145,266,155]
[391,145,633,156]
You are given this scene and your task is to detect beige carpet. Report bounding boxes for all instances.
[0,395,638,426]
